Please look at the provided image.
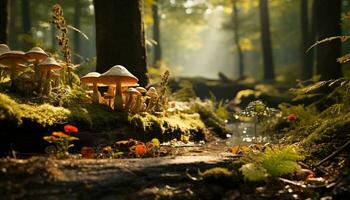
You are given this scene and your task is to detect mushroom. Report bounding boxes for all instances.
[0,44,10,55]
[38,57,62,96]
[80,72,101,104]
[25,47,49,93]
[125,88,141,112]
[99,65,139,111]
[50,71,61,88]
[132,87,147,113]
[0,50,27,91]
[146,87,158,112]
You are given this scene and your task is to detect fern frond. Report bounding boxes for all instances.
[307,36,350,52]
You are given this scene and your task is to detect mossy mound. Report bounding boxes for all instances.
[0,92,210,152]
[129,112,207,141]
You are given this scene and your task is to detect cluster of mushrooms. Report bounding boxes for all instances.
[81,65,158,113]
[0,44,62,96]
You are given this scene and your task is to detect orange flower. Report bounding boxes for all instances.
[64,124,78,133]
[134,144,146,156]
[52,131,66,137]
[287,114,297,122]
[81,147,95,159]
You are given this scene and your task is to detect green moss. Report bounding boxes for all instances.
[0,93,69,126]
[0,92,126,129]
[199,167,234,181]
[129,112,207,140]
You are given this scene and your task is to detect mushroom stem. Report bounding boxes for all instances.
[43,70,52,96]
[146,97,155,112]
[125,93,134,112]
[132,95,142,113]
[33,61,42,93]
[114,82,123,111]
[92,82,100,104]
[10,64,18,91]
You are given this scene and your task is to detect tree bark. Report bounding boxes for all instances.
[94,0,148,86]
[73,0,81,63]
[314,0,342,80]
[259,0,275,81]
[0,0,10,44]
[152,0,162,67]
[21,0,31,49]
[232,0,244,80]
[301,0,313,80]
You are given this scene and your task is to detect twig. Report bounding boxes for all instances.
[314,139,350,167]
[278,177,307,188]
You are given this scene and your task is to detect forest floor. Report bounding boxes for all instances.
[0,137,240,200]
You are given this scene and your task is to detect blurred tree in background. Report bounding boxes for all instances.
[0,0,10,44]
[3,0,350,82]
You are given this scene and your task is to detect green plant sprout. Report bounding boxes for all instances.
[238,100,280,141]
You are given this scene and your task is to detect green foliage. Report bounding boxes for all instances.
[279,103,318,126]
[239,163,267,182]
[239,100,280,126]
[173,81,197,101]
[191,99,230,138]
[49,84,90,107]
[240,145,303,182]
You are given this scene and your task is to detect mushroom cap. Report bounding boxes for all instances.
[136,87,147,93]
[146,87,158,97]
[99,65,138,86]
[50,71,60,78]
[38,57,62,70]
[0,50,27,66]
[126,87,141,95]
[25,47,48,61]
[0,44,10,55]
[81,72,101,84]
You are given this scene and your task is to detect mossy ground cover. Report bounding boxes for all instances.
[0,92,210,152]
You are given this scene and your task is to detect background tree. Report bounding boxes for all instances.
[314,0,342,80]
[0,0,10,44]
[259,0,275,81]
[232,0,244,79]
[152,0,162,67]
[93,0,148,86]
[301,0,314,80]
[21,0,32,49]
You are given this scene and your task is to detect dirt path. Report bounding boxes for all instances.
[0,140,239,200]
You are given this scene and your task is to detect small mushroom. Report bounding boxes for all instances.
[99,65,139,111]
[38,57,62,96]
[25,47,49,93]
[125,88,141,112]
[132,87,147,113]
[0,50,27,91]
[81,72,101,104]
[146,87,158,112]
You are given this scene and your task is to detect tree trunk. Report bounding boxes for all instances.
[9,0,17,48]
[0,0,10,44]
[93,0,148,86]
[21,0,31,49]
[232,0,244,80]
[301,0,313,80]
[152,0,162,67]
[73,0,81,63]
[314,0,342,80]
[259,0,275,81]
